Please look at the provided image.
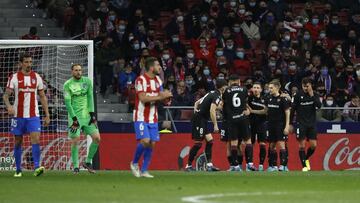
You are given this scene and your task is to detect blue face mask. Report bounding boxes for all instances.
[321,68,328,75]
[236,51,245,59]
[273,0,279,3]
[312,18,319,25]
[109,15,116,21]
[216,50,224,56]
[249,2,256,7]
[304,34,311,40]
[267,16,274,23]
[119,25,126,31]
[201,16,208,22]
[133,43,140,50]
[203,69,210,76]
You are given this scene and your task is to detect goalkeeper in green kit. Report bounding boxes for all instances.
[63,64,100,174]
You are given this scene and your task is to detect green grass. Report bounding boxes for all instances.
[1,171,360,203]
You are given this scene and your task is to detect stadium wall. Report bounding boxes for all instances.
[100,133,360,171]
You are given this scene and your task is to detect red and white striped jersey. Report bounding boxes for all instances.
[133,74,163,123]
[6,71,44,118]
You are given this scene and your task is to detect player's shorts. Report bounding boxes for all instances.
[296,124,317,140]
[191,113,208,141]
[68,117,99,139]
[220,120,228,142]
[250,121,267,144]
[227,118,251,141]
[11,117,41,136]
[134,121,159,142]
[268,123,288,143]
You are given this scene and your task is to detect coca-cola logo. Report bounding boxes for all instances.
[0,135,87,170]
[323,138,360,170]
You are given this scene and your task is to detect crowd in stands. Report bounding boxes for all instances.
[31,0,360,121]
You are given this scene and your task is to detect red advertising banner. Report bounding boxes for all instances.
[100,133,360,171]
[0,133,87,170]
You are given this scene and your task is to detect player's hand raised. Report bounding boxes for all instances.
[7,106,15,116]
[70,117,80,133]
[44,116,50,127]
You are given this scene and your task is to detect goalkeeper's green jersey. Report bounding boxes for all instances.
[63,76,94,119]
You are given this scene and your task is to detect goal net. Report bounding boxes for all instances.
[0,40,93,170]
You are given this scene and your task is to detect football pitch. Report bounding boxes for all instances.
[1,171,360,203]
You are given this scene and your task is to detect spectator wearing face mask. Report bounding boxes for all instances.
[191,37,217,72]
[223,38,236,63]
[160,49,174,78]
[267,41,281,60]
[326,14,347,40]
[197,66,215,91]
[185,74,197,94]
[184,48,197,75]
[279,29,292,49]
[118,63,137,102]
[241,12,260,40]
[232,22,251,49]
[315,66,333,97]
[232,47,251,76]
[349,14,360,36]
[304,14,324,39]
[171,80,194,120]
[316,95,342,122]
[166,34,186,57]
[109,19,127,47]
[343,95,360,122]
[165,9,189,39]
[300,30,313,52]
[260,12,277,43]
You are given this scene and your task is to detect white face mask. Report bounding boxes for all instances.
[177,16,184,22]
[187,53,194,58]
[326,100,334,106]
[271,45,278,52]
[163,54,170,60]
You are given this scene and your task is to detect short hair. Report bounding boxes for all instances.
[71,64,82,70]
[350,94,359,100]
[228,74,240,81]
[269,80,281,88]
[145,57,158,71]
[302,77,312,85]
[216,79,227,89]
[253,81,262,87]
[19,53,32,62]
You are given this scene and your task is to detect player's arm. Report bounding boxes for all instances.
[86,79,97,126]
[38,89,50,126]
[210,103,219,133]
[313,93,322,109]
[63,83,79,132]
[284,108,291,135]
[138,90,172,104]
[290,94,298,123]
[249,105,268,115]
[3,88,14,115]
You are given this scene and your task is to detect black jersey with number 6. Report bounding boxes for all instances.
[196,90,222,120]
[223,85,248,121]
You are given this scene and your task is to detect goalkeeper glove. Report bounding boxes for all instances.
[70,117,79,133]
[88,112,97,127]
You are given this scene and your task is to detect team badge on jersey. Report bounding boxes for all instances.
[32,79,36,84]
[81,83,88,89]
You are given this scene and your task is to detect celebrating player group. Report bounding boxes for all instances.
[185,74,320,172]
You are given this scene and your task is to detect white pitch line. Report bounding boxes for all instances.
[181,191,288,203]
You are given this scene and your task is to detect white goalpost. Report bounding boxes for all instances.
[0,40,93,170]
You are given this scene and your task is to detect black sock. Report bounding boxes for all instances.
[272,150,278,167]
[188,143,202,166]
[268,148,273,167]
[227,156,232,166]
[280,149,287,166]
[306,147,315,159]
[230,145,238,166]
[299,148,306,167]
[205,140,213,163]
[285,146,289,165]
[259,145,266,165]
[245,144,253,164]
[237,154,243,166]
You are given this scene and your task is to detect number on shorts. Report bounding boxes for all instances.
[139,123,144,131]
[199,128,204,135]
[232,93,241,107]
[11,119,17,127]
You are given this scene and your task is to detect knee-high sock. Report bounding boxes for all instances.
[188,143,202,166]
[32,144,40,169]
[272,150,278,167]
[86,143,99,163]
[259,145,266,165]
[245,144,253,164]
[268,148,274,167]
[230,145,238,166]
[306,147,316,159]
[14,145,22,173]
[71,144,79,168]
[237,154,243,166]
[141,147,153,173]
[133,143,145,164]
[205,140,213,163]
[299,147,306,167]
[280,149,287,166]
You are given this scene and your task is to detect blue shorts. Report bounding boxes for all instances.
[134,122,159,142]
[11,117,41,136]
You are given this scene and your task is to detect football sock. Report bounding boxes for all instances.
[280,149,287,166]
[273,149,278,167]
[133,143,145,164]
[237,154,243,166]
[205,140,213,163]
[268,148,274,167]
[86,142,99,163]
[141,147,153,173]
[188,143,202,166]
[32,144,40,169]
[71,144,79,168]
[306,147,316,159]
[14,144,22,173]
[230,145,238,166]
[299,147,306,167]
[259,144,266,165]
[227,156,232,166]
[245,144,253,164]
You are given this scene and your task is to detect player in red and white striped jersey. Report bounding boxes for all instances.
[3,53,50,177]
[130,57,173,178]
